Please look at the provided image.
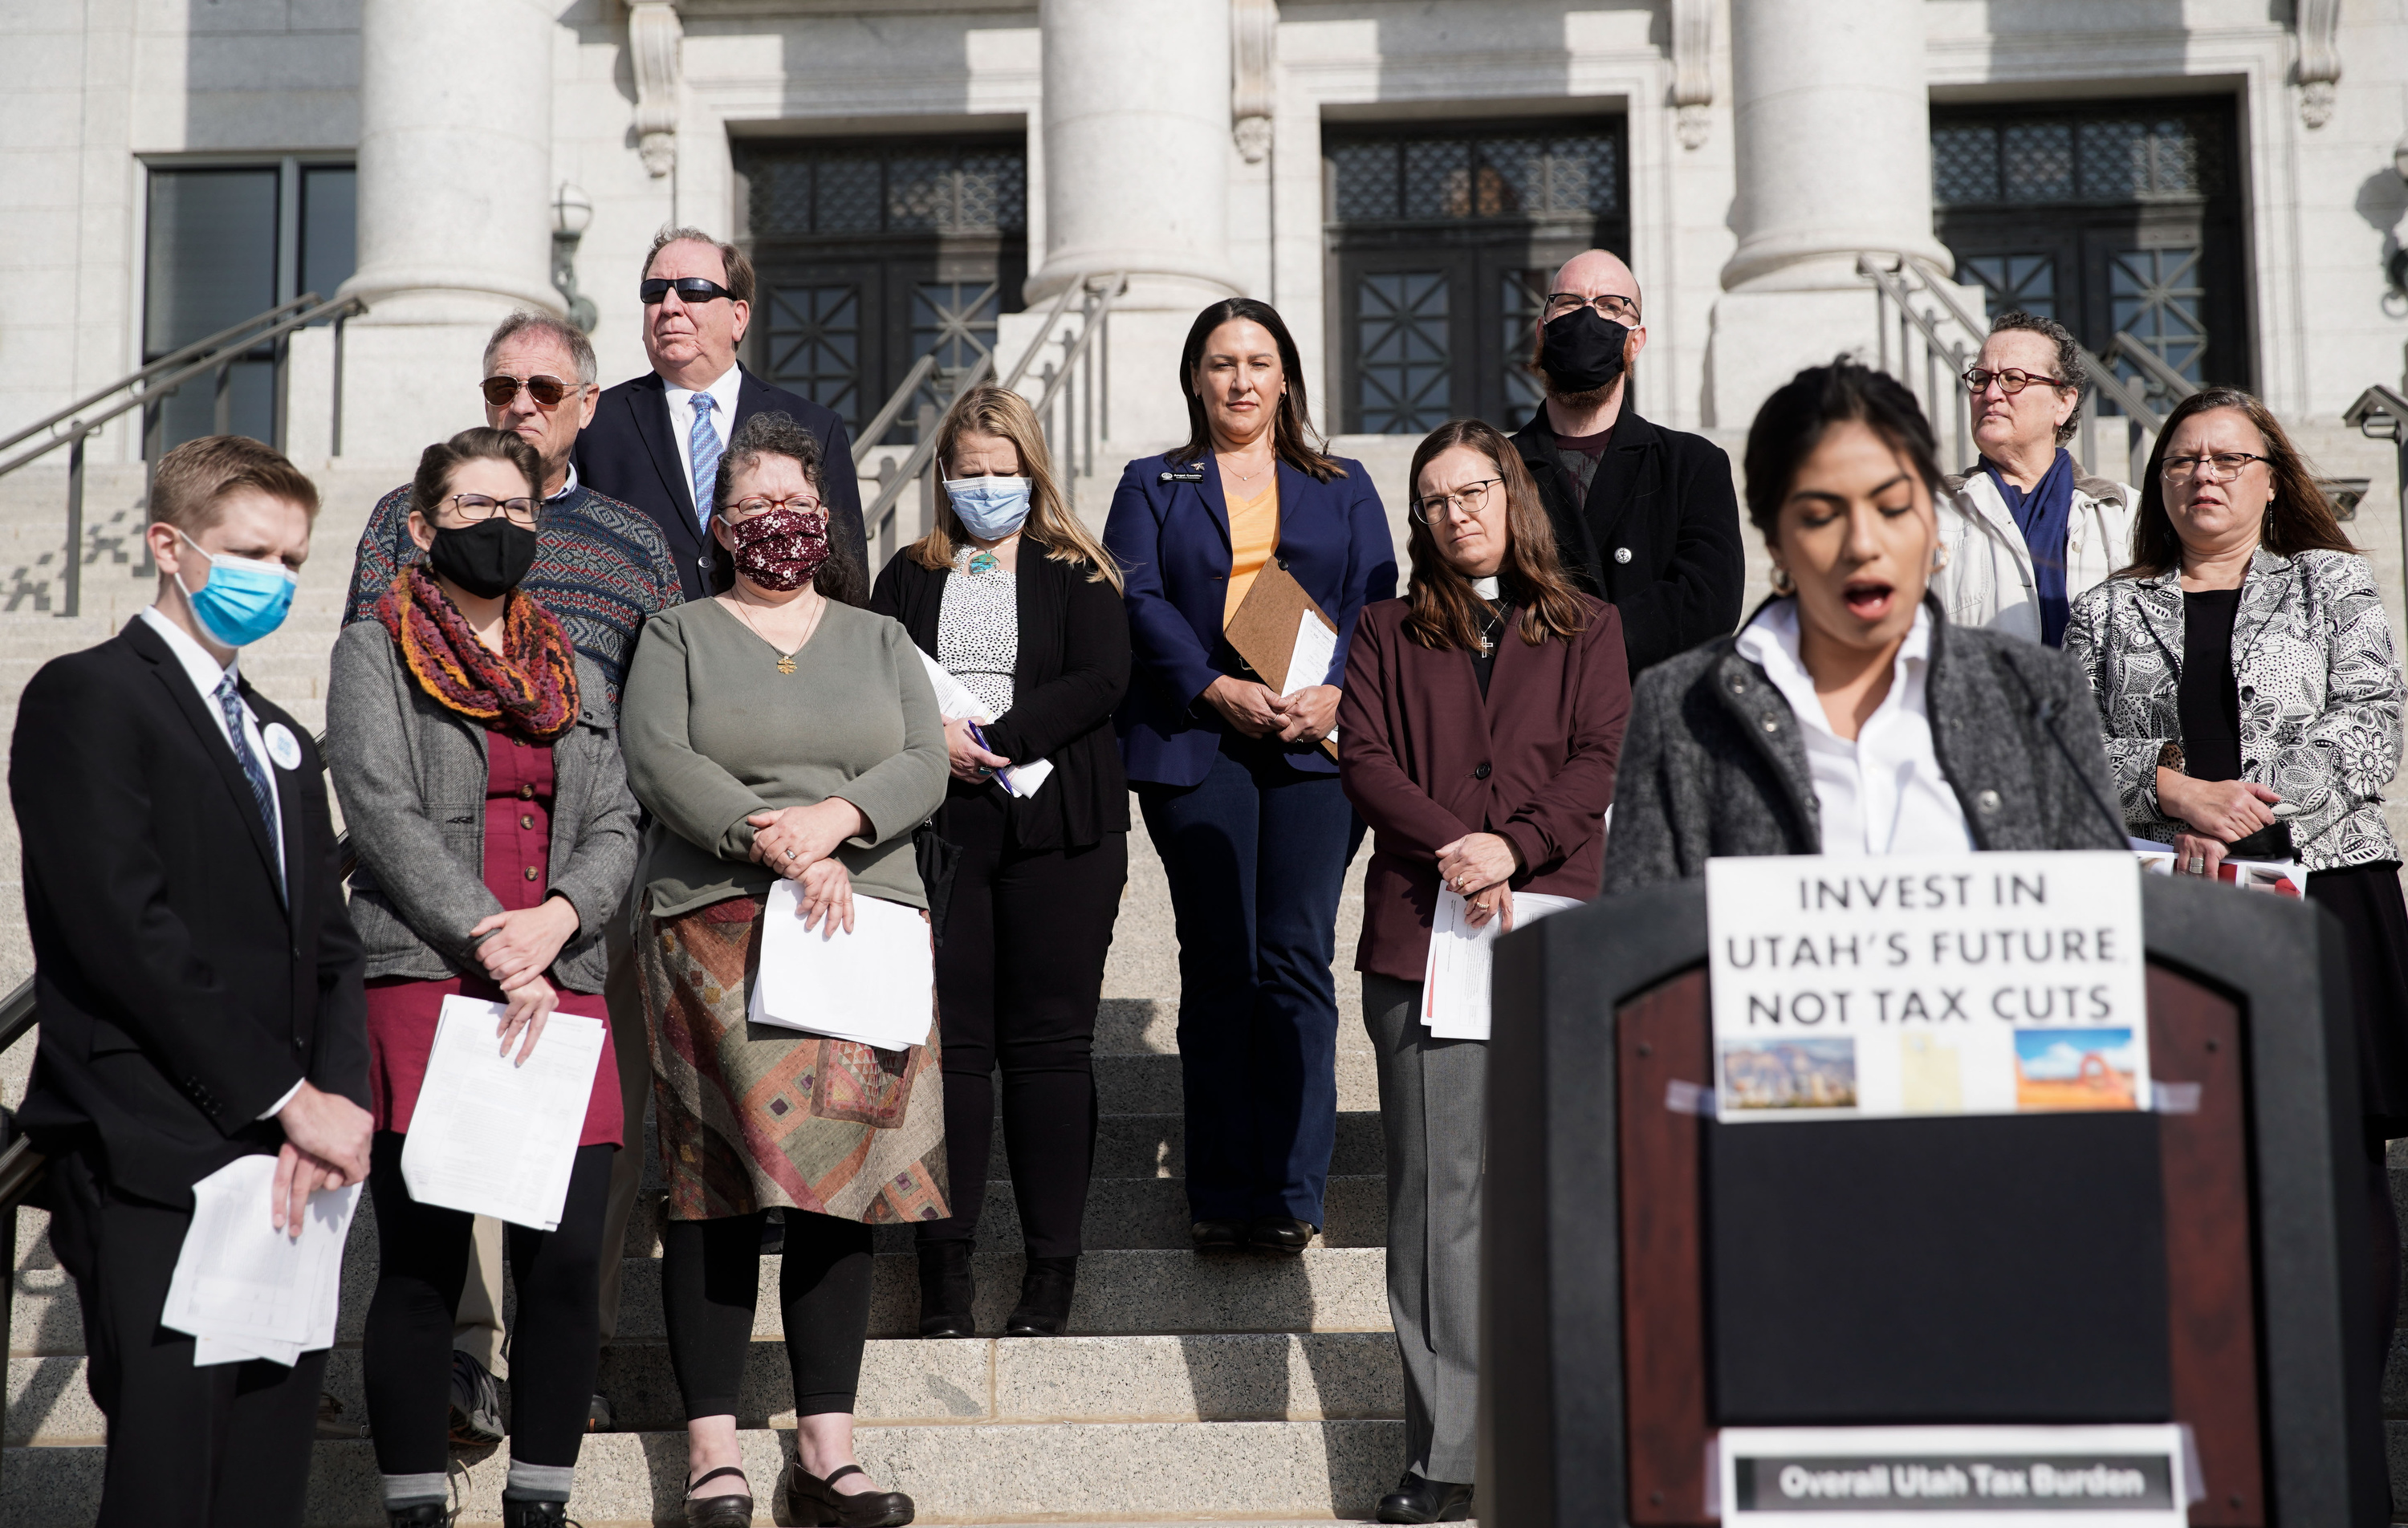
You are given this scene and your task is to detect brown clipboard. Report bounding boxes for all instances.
[1224,557,1340,761]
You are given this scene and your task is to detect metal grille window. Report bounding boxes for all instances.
[1326,121,1628,432]
[749,146,1025,238]
[1932,111,2223,209]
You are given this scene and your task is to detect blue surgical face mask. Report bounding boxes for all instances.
[175,526,299,648]
[944,476,1034,541]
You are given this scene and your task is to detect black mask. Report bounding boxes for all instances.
[1538,306,1630,394]
[427,518,538,599]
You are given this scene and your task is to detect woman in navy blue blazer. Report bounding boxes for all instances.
[1103,298,1397,1254]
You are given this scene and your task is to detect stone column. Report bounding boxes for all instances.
[1021,0,1241,446]
[336,0,563,459]
[1707,0,1955,425]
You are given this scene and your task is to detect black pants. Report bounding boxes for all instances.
[916,788,1125,1258]
[44,1147,328,1528]
[661,1210,873,1418]
[363,1132,616,1475]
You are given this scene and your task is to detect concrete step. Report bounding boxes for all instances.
[4,1416,1405,1526]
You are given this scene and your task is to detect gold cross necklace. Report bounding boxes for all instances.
[726,591,824,675]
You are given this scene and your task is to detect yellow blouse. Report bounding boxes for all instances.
[1222,478,1280,626]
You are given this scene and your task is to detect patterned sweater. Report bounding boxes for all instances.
[342,478,684,713]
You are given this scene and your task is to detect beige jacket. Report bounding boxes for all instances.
[1935,462,2138,644]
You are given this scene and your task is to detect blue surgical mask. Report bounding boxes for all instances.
[174,527,298,648]
[944,476,1034,540]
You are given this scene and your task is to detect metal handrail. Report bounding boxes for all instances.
[1033,274,1128,417]
[861,351,999,531]
[999,280,1087,393]
[1859,254,1975,465]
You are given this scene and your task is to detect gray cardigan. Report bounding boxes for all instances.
[326,623,640,992]
[1601,599,2129,892]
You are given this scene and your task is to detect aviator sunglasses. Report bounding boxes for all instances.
[481,374,581,408]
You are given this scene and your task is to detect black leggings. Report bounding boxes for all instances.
[363,1132,616,1474]
[661,1210,873,1419]
[917,790,1125,1258]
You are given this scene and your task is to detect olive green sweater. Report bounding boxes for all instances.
[620,598,948,916]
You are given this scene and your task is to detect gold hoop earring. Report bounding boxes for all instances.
[1769,563,1795,595]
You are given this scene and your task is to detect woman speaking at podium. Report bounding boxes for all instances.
[1603,357,2127,890]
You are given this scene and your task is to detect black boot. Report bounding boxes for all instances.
[917,1237,976,1338]
[500,1499,571,1527]
[1004,1254,1078,1336]
[386,1506,447,1528]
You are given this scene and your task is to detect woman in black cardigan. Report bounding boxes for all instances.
[868,384,1132,1338]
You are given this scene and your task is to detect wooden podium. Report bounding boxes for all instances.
[1480,874,2388,1528]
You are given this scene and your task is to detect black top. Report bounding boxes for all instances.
[1470,600,1511,697]
[868,546,1132,852]
[2179,587,2244,783]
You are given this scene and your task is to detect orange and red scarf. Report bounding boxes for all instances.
[374,567,579,741]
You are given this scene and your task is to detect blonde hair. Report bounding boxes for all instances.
[910,385,1123,591]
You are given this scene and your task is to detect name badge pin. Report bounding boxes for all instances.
[262,721,303,772]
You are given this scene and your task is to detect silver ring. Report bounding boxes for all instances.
[2186,856,2204,874]
[785,849,796,860]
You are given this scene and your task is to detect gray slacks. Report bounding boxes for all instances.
[1364,971,1483,1484]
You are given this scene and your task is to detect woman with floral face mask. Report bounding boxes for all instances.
[619,411,947,1528]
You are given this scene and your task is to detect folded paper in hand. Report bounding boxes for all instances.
[1420,888,1583,1041]
[749,877,935,1051]
[161,1152,360,1368]
[917,651,1054,799]
[401,995,605,1231]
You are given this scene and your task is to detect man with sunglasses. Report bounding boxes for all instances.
[1505,248,1743,677]
[1934,310,2137,647]
[572,227,867,600]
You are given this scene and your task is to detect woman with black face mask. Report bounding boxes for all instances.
[325,427,639,1528]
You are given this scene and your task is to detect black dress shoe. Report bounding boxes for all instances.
[1005,1254,1077,1335]
[916,1238,976,1338]
[784,1461,915,1526]
[1190,1217,1249,1250]
[387,1506,446,1528]
[683,1467,753,1528]
[1249,1214,1317,1253]
[501,1499,577,1527]
[1377,1472,1474,1523]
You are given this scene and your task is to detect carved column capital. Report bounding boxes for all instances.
[1231,0,1277,164]
[629,0,684,177]
[2296,0,2340,129]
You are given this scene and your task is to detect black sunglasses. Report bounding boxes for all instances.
[640,276,737,306]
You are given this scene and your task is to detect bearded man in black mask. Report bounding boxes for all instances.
[1507,249,1743,676]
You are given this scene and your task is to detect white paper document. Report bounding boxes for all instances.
[161,1152,360,1367]
[916,650,1055,799]
[400,996,605,1231]
[1420,888,1583,1041]
[749,878,936,1051]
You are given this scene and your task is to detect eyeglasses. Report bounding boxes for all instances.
[1542,291,1641,324]
[1963,368,2069,396]
[640,276,737,306]
[724,495,824,521]
[481,374,580,408]
[2162,451,2269,483]
[443,494,539,528]
[1410,478,1503,524]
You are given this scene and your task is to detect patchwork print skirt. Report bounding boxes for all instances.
[638,894,950,1225]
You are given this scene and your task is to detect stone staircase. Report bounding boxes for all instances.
[0,448,1411,1523]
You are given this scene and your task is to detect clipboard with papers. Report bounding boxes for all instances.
[1224,558,1342,761]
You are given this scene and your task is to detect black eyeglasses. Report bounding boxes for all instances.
[640,276,737,306]
[442,494,539,528]
[1542,291,1641,324]
[1963,367,2069,396]
[481,374,580,408]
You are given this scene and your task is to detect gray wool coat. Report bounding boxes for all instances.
[1601,598,2129,892]
[325,621,640,992]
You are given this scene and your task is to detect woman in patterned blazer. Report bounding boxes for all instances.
[2064,384,2408,1361]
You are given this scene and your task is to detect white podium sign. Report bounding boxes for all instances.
[1719,1424,2191,1526]
[1704,852,2148,1123]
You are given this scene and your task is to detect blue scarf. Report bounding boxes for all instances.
[1982,448,2076,647]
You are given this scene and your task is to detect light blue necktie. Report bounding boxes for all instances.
[689,394,723,533]
[216,673,284,901]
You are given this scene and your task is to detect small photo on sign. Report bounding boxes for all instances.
[2012,1027,2141,1112]
[1721,1036,1857,1113]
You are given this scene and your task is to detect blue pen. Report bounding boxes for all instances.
[969,721,1001,781]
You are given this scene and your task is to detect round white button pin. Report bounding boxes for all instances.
[262,721,303,771]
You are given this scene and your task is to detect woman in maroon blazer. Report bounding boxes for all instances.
[1336,417,1629,1524]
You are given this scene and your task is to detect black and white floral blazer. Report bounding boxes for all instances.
[2062,547,2403,871]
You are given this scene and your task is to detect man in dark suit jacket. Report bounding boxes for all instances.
[10,437,372,1528]
[573,227,867,600]
[1506,249,1743,677]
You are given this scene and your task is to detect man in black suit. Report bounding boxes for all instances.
[10,436,372,1528]
[574,226,868,599]
[1506,248,1743,676]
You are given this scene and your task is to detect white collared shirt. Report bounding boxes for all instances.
[1734,600,1973,857]
[138,605,302,1120]
[548,458,580,503]
[661,364,742,514]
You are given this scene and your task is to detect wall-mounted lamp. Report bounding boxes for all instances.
[551,183,599,334]
[2389,136,2408,298]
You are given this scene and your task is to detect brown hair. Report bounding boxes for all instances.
[909,385,1123,591]
[1402,418,1589,652]
[706,411,867,606]
[1169,298,1345,483]
[643,226,755,306]
[2120,387,2356,578]
[409,428,543,523]
[149,435,320,534]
